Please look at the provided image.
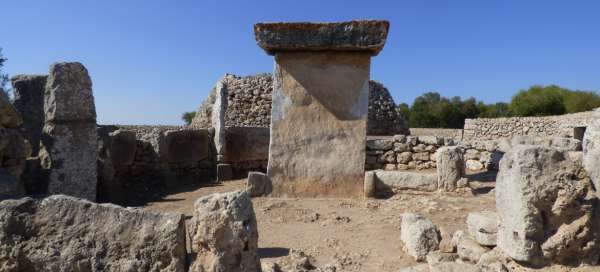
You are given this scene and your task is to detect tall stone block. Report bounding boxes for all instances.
[40,62,98,201]
[254,20,389,197]
[11,75,47,156]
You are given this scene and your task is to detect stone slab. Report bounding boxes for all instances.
[267,52,370,197]
[374,170,438,192]
[44,62,96,122]
[254,20,389,56]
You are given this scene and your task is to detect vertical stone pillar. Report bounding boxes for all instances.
[11,75,47,156]
[40,62,98,201]
[254,20,389,197]
[436,146,465,191]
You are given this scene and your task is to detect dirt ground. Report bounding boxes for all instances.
[143,171,597,272]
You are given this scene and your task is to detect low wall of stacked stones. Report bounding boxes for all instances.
[365,135,503,172]
[408,128,463,140]
[463,110,595,140]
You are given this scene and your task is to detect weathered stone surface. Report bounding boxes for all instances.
[467,211,498,246]
[399,263,430,272]
[211,78,227,157]
[267,51,370,197]
[0,195,187,271]
[364,171,376,198]
[426,251,458,266]
[368,81,409,135]
[466,159,484,171]
[429,261,480,272]
[496,145,600,265]
[456,233,490,263]
[583,108,600,197]
[44,62,96,122]
[108,129,137,165]
[247,171,271,197]
[0,169,24,200]
[254,20,389,56]
[0,89,22,128]
[367,138,394,150]
[164,129,209,163]
[436,146,465,191]
[40,62,98,201]
[11,74,47,155]
[217,163,233,182]
[223,127,269,163]
[400,213,441,261]
[40,122,98,201]
[419,135,443,145]
[374,170,438,192]
[189,190,261,272]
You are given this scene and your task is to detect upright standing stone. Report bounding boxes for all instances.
[583,108,600,198]
[436,146,465,191]
[211,78,228,160]
[254,20,389,197]
[39,62,98,201]
[11,75,47,156]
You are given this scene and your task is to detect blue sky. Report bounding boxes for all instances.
[2,0,599,125]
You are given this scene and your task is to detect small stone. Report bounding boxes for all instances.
[467,211,498,246]
[400,213,441,261]
[216,163,233,181]
[247,171,272,197]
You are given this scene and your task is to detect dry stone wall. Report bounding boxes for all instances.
[464,110,595,140]
[10,75,47,155]
[190,73,409,136]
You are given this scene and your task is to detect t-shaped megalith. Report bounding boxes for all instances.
[254,20,389,197]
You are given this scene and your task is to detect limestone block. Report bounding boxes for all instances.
[429,262,480,272]
[466,159,485,171]
[467,211,498,246]
[367,138,394,150]
[583,108,600,197]
[551,137,582,151]
[254,20,389,56]
[413,152,430,161]
[394,143,411,153]
[0,195,187,271]
[266,51,370,197]
[364,171,376,198]
[400,213,441,261]
[0,89,22,128]
[44,62,96,122]
[374,170,438,192]
[496,145,600,265]
[436,146,465,191]
[0,169,24,200]
[108,129,137,166]
[418,135,443,145]
[163,129,209,163]
[223,127,269,162]
[464,149,480,160]
[247,171,272,197]
[11,74,47,155]
[189,190,261,272]
[456,234,490,263]
[216,163,233,182]
[40,123,97,201]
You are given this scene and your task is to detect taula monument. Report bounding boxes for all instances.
[254,20,389,197]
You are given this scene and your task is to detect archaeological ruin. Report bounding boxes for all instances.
[1,19,599,272]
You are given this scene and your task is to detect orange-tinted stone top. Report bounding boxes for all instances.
[254,20,389,56]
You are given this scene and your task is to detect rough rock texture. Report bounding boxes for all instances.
[368,81,409,135]
[254,20,389,56]
[583,108,600,197]
[247,171,271,197]
[467,211,498,246]
[456,234,490,263]
[400,213,441,261]
[0,195,187,271]
[40,62,98,201]
[10,74,47,155]
[373,170,438,193]
[463,110,595,141]
[496,145,600,266]
[429,261,480,272]
[364,171,376,198]
[189,190,261,272]
[0,91,30,200]
[191,73,408,136]
[97,128,137,204]
[266,51,370,197]
[436,146,465,191]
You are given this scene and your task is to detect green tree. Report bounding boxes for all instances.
[509,85,566,116]
[0,48,9,95]
[181,111,196,125]
[408,92,482,128]
[397,103,410,121]
[562,90,600,113]
[477,102,511,118]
